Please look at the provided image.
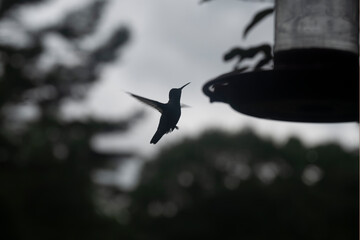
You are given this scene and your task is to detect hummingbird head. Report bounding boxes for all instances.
[169,82,190,102]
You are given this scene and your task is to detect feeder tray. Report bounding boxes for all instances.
[203,49,358,123]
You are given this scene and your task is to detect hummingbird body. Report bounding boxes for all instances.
[150,99,181,144]
[127,82,190,144]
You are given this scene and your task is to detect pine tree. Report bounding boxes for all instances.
[0,1,135,239]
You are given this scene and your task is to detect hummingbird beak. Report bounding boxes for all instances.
[179,82,190,90]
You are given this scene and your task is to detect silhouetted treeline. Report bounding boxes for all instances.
[127,128,358,240]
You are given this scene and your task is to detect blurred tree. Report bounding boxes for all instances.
[128,128,358,240]
[0,0,137,239]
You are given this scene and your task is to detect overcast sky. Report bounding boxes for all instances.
[59,0,357,156]
[18,0,359,187]
[43,0,357,155]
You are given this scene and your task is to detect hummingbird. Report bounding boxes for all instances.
[127,82,190,144]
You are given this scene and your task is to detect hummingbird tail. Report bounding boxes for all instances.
[150,131,164,144]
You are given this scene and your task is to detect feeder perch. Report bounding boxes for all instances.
[203,0,359,123]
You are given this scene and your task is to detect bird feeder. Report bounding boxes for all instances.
[203,0,359,122]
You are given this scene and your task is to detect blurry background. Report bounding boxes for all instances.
[0,0,358,239]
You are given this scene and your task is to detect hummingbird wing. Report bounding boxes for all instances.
[181,103,191,108]
[127,92,165,113]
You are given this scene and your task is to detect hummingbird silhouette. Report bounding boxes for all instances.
[127,82,190,144]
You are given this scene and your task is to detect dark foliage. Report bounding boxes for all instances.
[128,128,358,240]
[224,44,272,70]
[243,7,274,39]
[201,1,275,72]
[0,0,136,239]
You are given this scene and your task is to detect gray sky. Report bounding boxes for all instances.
[18,0,359,184]
[66,0,357,157]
